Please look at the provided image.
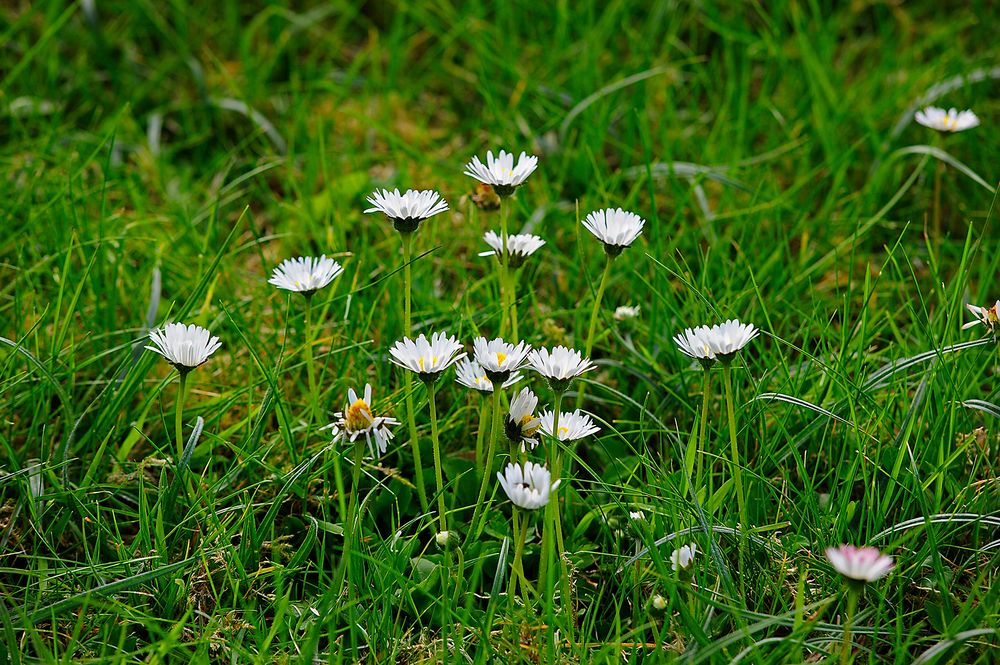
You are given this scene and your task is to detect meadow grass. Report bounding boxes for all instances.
[1,1,999,662]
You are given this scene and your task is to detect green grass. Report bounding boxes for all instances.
[2,0,999,662]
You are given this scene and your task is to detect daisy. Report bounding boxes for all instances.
[505,387,542,449]
[963,300,1000,335]
[675,320,759,363]
[825,545,894,583]
[479,231,545,268]
[146,323,221,372]
[327,384,399,458]
[629,510,646,521]
[364,188,449,234]
[614,305,640,321]
[454,358,522,393]
[472,337,531,383]
[914,106,980,133]
[527,345,596,393]
[670,543,698,573]
[268,255,344,296]
[464,149,539,197]
[582,208,646,256]
[388,331,466,383]
[496,461,560,510]
[538,409,600,442]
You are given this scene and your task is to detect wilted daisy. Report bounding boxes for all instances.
[505,387,542,449]
[364,188,449,234]
[327,384,399,458]
[388,331,466,383]
[670,543,698,573]
[464,149,539,197]
[473,337,531,383]
[675,320,758,363]
[268,256,344,296]
[527,345,596,392]
[496,461,560,510]
[454,358,522,393]
[963,300,1000,335]
[583,208,646,256]
[825,545,894,583]
[146,323,221,372]
[914,106,980,133]
[479,231,545,268]
[538,409,600,442]
[614,305,640,321]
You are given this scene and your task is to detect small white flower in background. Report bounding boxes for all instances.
[327,383,399,458]
[651,594,667,610]
[825,545,894,583]
[914,106,980,133]
[505,387,542,449]
[388,332,466,382]
[364,188,449,234]
[268,256,344,296]
[670,542,698,573]
[629,510,645,521]
[963,300,1000,335]
[479,230,545,268]
[454,358,522,393]
[496,460,560,510]
[674,319,759,363]
[582,208,646,256]
[527,345,596,392]
[614,305,640,321]
[538,409,600,442]
[473,337,531,383]
[146,323,221,372]
[435,531,452,547]
[464,149,539,197]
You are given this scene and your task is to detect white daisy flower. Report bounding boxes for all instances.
[963,300,1000,334]
[670,543,698,573]
[479,231,545,268]
[527,345,596,392]
[268,256,344,296]
[538,409,600,442]
[327,384,399,459]
[825,545,894,583]
[496,461,560,510]
[388,331,466,382]
[146,323,221,372]
[614,305,640,321]
[454,358,521,393]
[651,594,667,610]
[505,387,542,449]
[629,510,646,521]
[472,337,531,383]
[914,106,980,133]
[364,188,449,233]
[582,208,646,256]
[674,319,759,363]
[464,149,539,197]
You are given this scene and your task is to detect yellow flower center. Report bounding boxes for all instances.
[417,356,438,372]
[496,351,507,366]
[345,399,372,431]
[478,375,490,385]
[521,414,540,437]
[558,426,569,437]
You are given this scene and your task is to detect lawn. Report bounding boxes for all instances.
[1,1,998,662]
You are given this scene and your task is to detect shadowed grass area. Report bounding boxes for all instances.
[1,0,998,662]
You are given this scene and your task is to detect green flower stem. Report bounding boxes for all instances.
[576,254,614,409]
[685,366,712,497]
[475,393,489,470]
[512,508,534,601]
[841,585,859,665]
[342,440,364,619]
[427,381,447,533]
[508,265,520,343]
[304,294,318,431]
[722,362,748,599]
[468,388,502,544]
[498,197,510,336]
[400,232,429,513]
[175,371,188,459]
[542,392,573,652]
